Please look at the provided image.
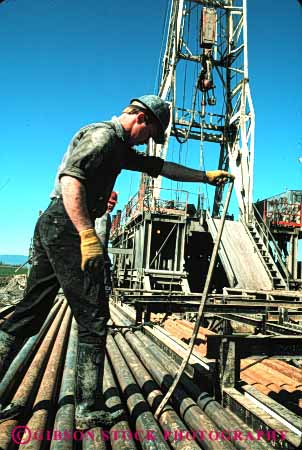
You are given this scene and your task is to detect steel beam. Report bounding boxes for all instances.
[223,388,301,450]
[207,335,302,359]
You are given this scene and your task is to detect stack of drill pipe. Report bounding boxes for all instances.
[120,328,237,450]
[179,320,302,412]
[238,372,272,393]
[21,307,72,450]
[162,321,191,342]
[174,320,216,337]
[241,362,301,393]
[0,299,64,403]
[167,320,210,341]
[0,301,68,449]
[113,331,201,450]
[241,359,300,385]
[135,331,276,450]
[106,333,171,450]
[241,369,302,414]
[109,309,235,450]
[165,315,302,412]
[50,318,77,450]
[110,306,276,450]
[261,359,302,382]
[162,321,206,355]
[112,305,301,437]
[234,359,302,414]
[261,360,302,408]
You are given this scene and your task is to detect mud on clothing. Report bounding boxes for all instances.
[51,116,164,218]
[2,117,164,344]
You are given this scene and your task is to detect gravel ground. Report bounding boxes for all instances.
[0,274,26,307]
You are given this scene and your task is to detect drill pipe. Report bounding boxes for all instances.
[82,357,124,450]
[106,334,170,450]
[110,306,235,450]
[0,301,68,449]
[22,307,72,450]
[110,307,279,450]
[0,298,64,402]
[137,331,276,450]
[49,318,77,450]
[82,347,139,450]
[82,428,107,450]
[103,356,138,450]
[121,328,235,450]
[113,331,202,450]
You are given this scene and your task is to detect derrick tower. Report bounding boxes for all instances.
[112,0,254,293]
[112,0,288,295]
[149,0,255,220]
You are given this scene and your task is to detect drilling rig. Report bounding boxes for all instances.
[111,0,299,315]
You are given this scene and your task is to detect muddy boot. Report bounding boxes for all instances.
[75,342,123,430]
[0,329,17,380]
[0,330,25,423]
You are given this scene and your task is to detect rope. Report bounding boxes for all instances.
[154,180,234,420]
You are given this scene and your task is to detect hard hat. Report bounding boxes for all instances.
[108,191,118,204]
[130,95,170,144]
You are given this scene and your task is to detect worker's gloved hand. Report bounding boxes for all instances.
[205,170,235,186]
[79,228,104,272]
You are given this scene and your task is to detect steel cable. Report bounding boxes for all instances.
[154,181,234,419]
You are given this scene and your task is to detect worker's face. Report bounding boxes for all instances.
[128,112,157,145]
[107,201,116,213]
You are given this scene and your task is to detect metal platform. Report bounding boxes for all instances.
[207,217,273,290]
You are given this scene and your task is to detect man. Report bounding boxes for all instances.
[0,94,234,430]
[95,191,118,298]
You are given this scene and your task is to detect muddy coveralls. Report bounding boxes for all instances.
[0,116,164,428]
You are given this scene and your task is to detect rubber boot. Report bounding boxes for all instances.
[75,342,123,430]
[0,330,24,424]
[0,329,17,379]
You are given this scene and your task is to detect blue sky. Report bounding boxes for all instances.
[0,0,301,255]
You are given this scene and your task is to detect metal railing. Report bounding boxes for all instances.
[263,200,302,227]
[111,187,189,238]
[251,203,291,288]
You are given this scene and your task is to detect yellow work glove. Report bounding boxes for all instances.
[79,228,104,272]
[205,170,235,186]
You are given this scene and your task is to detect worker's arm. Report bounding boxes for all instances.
[160,161,234,186]
[60,175,103,272]
[60,175,92,232]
